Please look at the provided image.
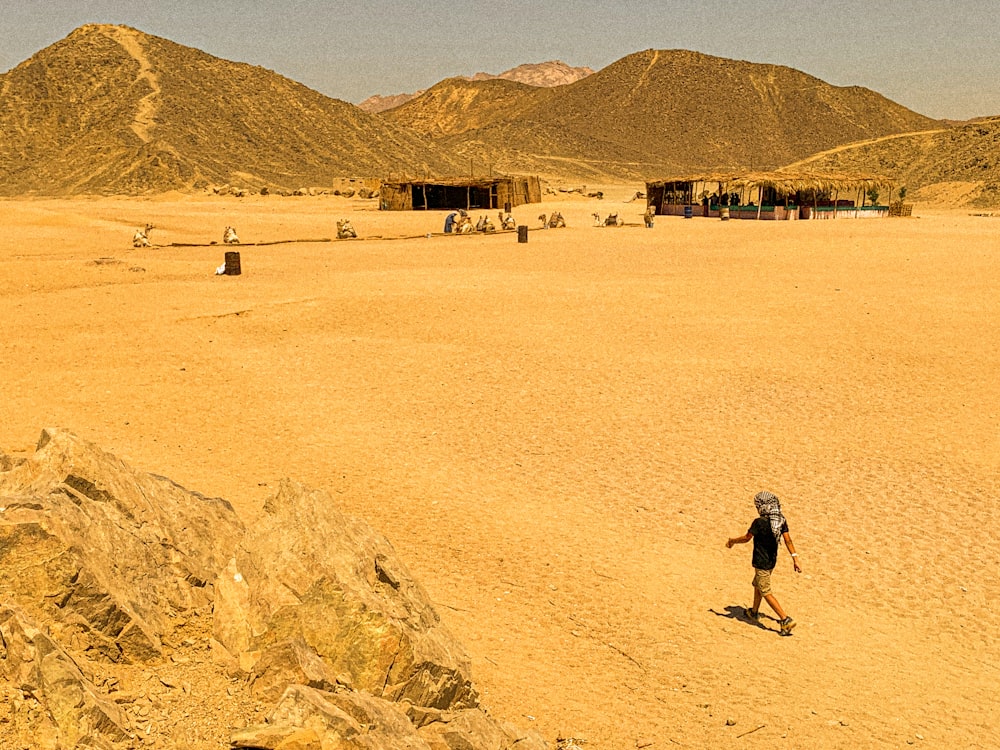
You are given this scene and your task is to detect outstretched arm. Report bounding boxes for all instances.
[782,532,802,573]
[726,532,752,548]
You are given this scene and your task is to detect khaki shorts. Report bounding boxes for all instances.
[752,568,773,596]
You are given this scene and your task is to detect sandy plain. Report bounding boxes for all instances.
[1,188,997,749]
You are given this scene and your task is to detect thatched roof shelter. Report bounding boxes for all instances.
[646,170,895,194]
[380,175,541,211]
[646,171,898,220]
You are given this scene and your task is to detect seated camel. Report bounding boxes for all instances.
[498,212,516,230]
[548,211,566,228]
[223,226,240,244]
[336,219,357,239]
[132,223,154,247]
[454,214,475,234]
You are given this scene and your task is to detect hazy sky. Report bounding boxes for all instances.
[2,0,999,120]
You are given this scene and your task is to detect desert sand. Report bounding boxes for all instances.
[1,189,996,748]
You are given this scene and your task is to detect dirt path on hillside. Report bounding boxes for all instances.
[107,25,161,143]
[782,127,948,169]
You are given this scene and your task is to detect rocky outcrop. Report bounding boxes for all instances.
[0,428,243,665]
[0,431,545,749]
[213,479,478,711]
[0,605,129,748]
[231,685,547,750]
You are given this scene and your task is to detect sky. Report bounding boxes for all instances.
[2,0,999,120]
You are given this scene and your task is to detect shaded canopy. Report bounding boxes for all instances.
[646,170,895,194]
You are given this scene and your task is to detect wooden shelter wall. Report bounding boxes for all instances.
[380,184,412,211]
[379,177,541,211]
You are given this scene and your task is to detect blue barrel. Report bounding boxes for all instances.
[683,205,693,219]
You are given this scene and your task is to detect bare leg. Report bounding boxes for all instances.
[763,593,787,620]
[752,587,762,614]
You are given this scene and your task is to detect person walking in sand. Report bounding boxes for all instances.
[726,490,802,635]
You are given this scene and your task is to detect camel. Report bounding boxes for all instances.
[454,214,474,234]
[538,213,548,229]
[476,215,496,233]
[548,211,566,228]
[593,212,621,227]
[336,219,357,239]
[223,226,240,244]
[498,212,516,230]
[132,223,154,248]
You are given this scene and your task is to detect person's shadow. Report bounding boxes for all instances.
[709,604,778,631]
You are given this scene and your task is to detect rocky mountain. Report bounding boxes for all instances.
[0,429,545,749]
[386,49,942,180]
[0,24,461,195]
[783,116,1000,206]
[470,60,594,87]
[0,27,954,194]
[357,60,592,114]
[358,90,429,114]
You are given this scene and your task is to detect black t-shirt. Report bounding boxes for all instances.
[749,516,789,571]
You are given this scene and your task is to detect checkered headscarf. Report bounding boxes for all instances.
[754,491,786,542]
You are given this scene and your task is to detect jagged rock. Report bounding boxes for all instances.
[0,432,544,749]
[0,428,244,663]
[213,479,478,711]
[233,684,431,750]
[0,605,129,747]
[231,687,362,749]
[407,705,547,750]
[0,448,23,471]
[250,638,341,703]
[418,708,506,750]
[233,684,539,750]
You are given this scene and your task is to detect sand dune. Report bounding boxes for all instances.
[1,191,996,748]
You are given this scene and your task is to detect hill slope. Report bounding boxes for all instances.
[784,117,1000,206]
[386,49,941,180]
[0,25,461,195]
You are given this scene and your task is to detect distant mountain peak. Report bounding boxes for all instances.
[357,60,593,113]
